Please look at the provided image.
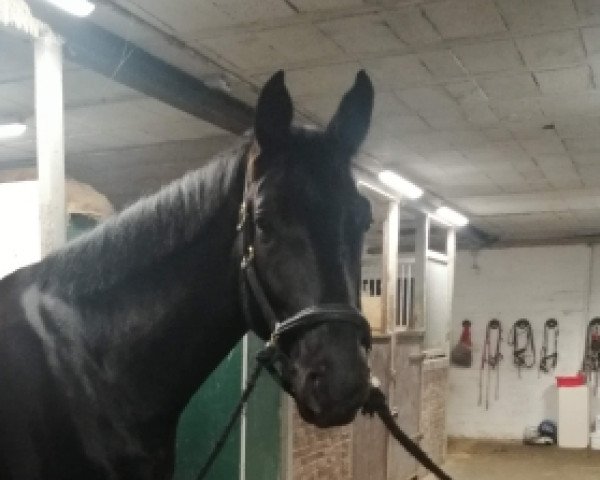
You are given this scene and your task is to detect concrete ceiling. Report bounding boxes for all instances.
[0,27,237,207]
[3,0,600,244]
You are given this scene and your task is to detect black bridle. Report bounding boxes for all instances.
[540,318,558,374]
[236,177,372,360]
[194,167,453,480]
[508,318,536,378]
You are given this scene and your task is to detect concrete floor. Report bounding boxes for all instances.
[424,439,600,480]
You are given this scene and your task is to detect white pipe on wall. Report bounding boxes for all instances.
[34,30,66,254]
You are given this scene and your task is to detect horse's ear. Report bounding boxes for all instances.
[327,70,374,157]
[255,70,293,150]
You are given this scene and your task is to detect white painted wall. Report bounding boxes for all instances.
[449,244,600,439]
[0,181,41,278]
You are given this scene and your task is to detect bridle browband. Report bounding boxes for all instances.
[236,158,372,358]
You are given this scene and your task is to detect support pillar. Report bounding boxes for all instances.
[34,30,66,254]
[381,200,400,334]
[445,228,456,354]
[413,212,430,331]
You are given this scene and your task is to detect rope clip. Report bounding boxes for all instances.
[236,202,247,232]
[241,246,254,269]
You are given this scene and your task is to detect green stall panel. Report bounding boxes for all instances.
[67,214,99,240]
[173,334,282,480]
[174,345,242,480]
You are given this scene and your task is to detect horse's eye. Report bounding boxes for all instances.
[340,243,352,261]
[361,214,373,232]
[348,211,371,234]
[356,196,373,232]
[255,217,275,238]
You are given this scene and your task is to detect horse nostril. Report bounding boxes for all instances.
[307,365,327,389]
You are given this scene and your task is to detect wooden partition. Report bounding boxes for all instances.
[352,332,424,480]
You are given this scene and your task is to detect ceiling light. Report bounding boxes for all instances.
[44,0,96,17]
[357,180,395,200]
[377,170,423,200]
[0,123,27,139]
[435,206,469,227]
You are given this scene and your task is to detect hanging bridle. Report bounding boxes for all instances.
[539,318,558,374]
[508,318,536,378]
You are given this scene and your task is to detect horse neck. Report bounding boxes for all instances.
[72,148,251,423]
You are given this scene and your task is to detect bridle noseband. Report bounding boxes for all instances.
[236,171,372,367]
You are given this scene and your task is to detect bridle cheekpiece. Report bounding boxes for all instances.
[236,170,372,353]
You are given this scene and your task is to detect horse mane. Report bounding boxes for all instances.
[38,139,250,298]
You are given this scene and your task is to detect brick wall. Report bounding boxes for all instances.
[419,358,449,474]
[292,406,352,480]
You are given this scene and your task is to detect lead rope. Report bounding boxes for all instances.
[195,346,453,480]
[362,387,453,480]
[194,345,285,480]
[194,361,265,480]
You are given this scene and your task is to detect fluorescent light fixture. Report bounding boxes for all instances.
[44,0,96,17]
[435,206,469,227]
[377,170,423,200]
[357,180,395,200]
[0,123,27,139]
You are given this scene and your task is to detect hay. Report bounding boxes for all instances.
[0,168,115,220]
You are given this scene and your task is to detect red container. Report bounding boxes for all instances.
[556,374,585,387]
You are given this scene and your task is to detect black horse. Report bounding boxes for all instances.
[0,71,375,479]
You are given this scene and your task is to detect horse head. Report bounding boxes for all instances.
[241,70,374,427]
